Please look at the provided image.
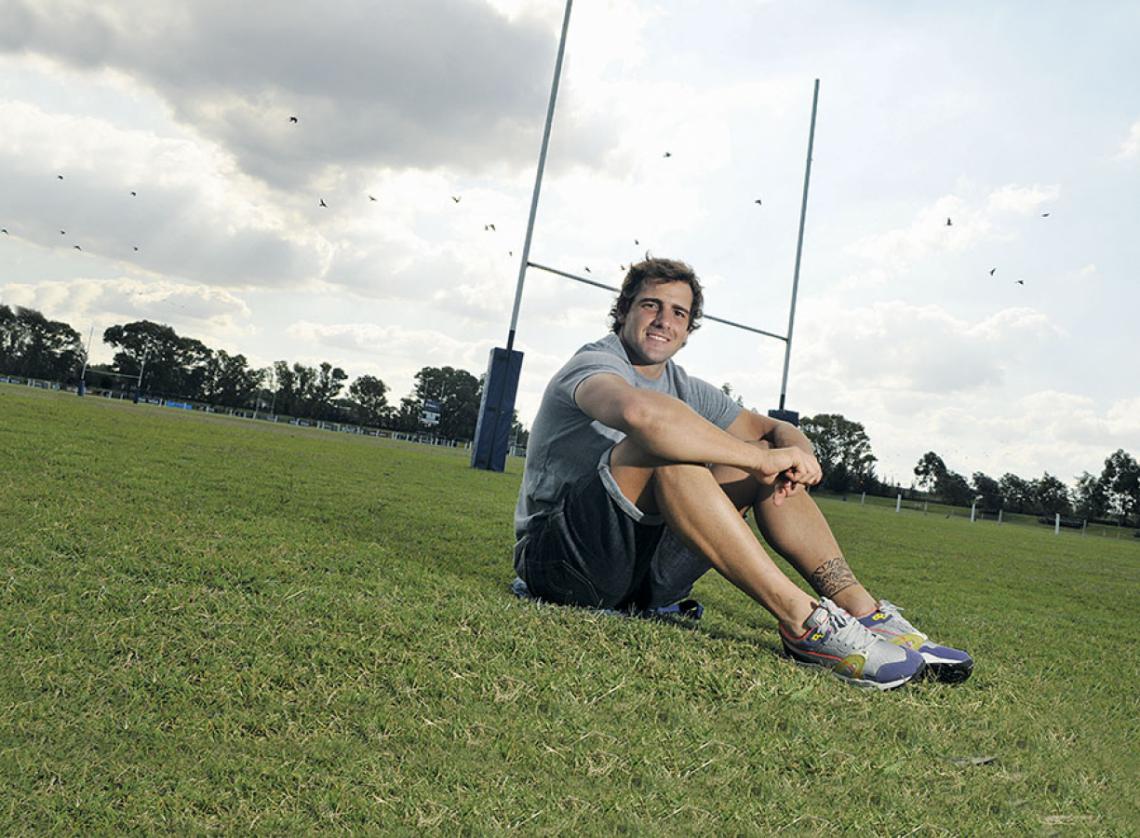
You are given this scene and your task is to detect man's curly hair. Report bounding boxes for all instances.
[608,257,704,334]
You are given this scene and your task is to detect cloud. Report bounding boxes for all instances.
[2,275,251,324]
[844,183,1060,282]
[0,99,326,288]
[1116,119,1140,159]
[0,0,582,187]
[0,274,257,363]
[984,183,1060,214]
[803,300,1060,395]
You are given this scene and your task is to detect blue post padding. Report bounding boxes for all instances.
[471,347,524,472]
[767,408,800,426]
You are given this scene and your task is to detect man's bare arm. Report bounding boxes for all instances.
[574,373,820,487]
[725,408,815,455]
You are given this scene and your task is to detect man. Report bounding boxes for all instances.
[512,258,972,690]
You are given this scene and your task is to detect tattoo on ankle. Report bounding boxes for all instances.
[809,557,858,598]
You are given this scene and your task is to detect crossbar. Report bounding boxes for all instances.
[527,260,788,342]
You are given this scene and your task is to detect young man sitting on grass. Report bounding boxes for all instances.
[511,257,972,690]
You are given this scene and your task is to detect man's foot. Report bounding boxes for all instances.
[856,600,974,684]
[640,598,704,621]
[780,599,926,691]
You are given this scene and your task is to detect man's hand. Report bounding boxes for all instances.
[752,445,823,507]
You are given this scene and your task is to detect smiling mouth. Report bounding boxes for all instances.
[646,332,670,343]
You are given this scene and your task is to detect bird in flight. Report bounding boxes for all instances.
[368,195,377,202]
[133,246,139,252]
[1015,279,1024,285]
[73,244,81,251]
[319,198,327,208]
[754,199,762,205]
[451,195,461,203]
[484,223,496,231]
[989,268,996,276]
[1041,212,1050,217]
[1,228,8,234]
[130,191,137,197]
[663,151,672,158]
[289,116,298,124]
[634,238,639,245]
[584,266,592,273]
[946,217,952,226]
[57,174,63,180]
[620,264,627,271]
[60,230,66,235]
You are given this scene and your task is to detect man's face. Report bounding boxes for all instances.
[617,279,694,368]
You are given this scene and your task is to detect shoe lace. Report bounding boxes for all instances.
[878,600,920,635]
[818,598,879,656]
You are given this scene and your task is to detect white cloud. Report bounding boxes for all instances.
[0,0,575,184]
[1115,119,1140,159]
[845,183,1060,282]
[984,183,1060,214]
[0,99,325,288]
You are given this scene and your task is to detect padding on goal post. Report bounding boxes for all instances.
[767,408,800,427]
[471,347,524,472]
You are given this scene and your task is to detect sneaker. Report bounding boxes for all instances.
[780,598,926,690]
[857,600,973,684]
[510,576,532,599]
[640,598,704,621]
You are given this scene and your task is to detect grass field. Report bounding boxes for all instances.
[2,385,1138,834]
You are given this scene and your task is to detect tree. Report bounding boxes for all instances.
[719,382,745,408]
[511,410,530,448]
[971,472,1003,511]
[801,413,878,493]
[348,375,390,426]
[102,320,210,399]
[935,470,974,506]
[200,350,261,408]
[999,473,1034,514]
[1073,471,1109,521]
[913,451,947,492]
[312,362,348,420]
[0,306,84,381]
[1101,449,1140,526]
[390,396,424,432]
[0,304,16,370]
[412,366,482,440]
[1033,472,1073,517]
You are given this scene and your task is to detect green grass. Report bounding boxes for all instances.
[1,385,1138,834]
[816,489,1140,540]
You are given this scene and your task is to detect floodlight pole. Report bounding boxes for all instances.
[505,0,573,355]
[777,78,819,412]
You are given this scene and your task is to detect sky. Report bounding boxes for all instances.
[1,0,1138,488]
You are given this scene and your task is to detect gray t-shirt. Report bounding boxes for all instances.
[514,333,742,537]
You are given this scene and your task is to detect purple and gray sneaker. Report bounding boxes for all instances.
[856,600,973,684]
[780,598,926,690]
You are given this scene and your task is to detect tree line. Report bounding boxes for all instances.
[0,305,523,444]
[799,412,1140,527]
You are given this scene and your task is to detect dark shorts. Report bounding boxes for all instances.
[515,448,711,611]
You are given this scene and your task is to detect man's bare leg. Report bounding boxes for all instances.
[608,438,815,632]
[712,450,877,617]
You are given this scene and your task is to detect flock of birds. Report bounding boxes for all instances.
[945,211,1052,287]
[0,114,1053,294]
[0,173,143,256]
